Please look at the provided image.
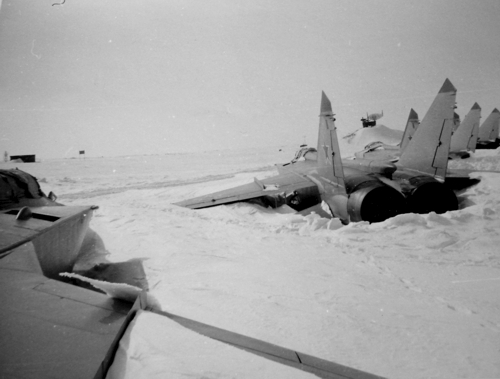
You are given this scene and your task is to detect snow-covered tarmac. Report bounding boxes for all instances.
[4,128,499,378]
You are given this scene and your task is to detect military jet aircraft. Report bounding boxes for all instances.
[176,92,351,223]
[282,79,461,217]
[373,79,459,214]
[476,108,500,149]
[176,92,406,224]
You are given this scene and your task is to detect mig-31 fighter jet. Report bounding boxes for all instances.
[280,79,461,218]
[176,92,351,223]
[176,92,406,224]
[176,79,478,224]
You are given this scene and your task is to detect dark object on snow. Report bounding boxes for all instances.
[10,154,36,163]
[361,117,377,128]
[0,169,59,210]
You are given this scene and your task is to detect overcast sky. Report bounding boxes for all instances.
[1,0,499,159]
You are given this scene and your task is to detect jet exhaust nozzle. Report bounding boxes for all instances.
[345,177,406,223]
[405,176,458,214]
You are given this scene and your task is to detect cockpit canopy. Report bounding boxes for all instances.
[291,145,318,162]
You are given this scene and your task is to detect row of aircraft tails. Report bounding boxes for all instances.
[357,101,500,161]
[176,78,500,224]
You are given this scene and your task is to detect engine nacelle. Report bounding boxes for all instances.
[285,186,322,212]
[345,175,406,223]
[403,176,458,214]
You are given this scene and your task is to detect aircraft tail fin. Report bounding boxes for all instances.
[316,92,348,222]
[492,108,500,140]
[398,79,457,180]
[400,108,419,152]
[478,108,500,142]
[317,92,344,182]
[450,102,481,152]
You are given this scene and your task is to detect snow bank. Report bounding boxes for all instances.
[340,124,403,157]
[4,135,499,378]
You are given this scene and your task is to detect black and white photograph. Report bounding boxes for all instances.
[1,1,499,378]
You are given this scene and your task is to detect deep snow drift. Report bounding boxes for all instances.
[3,127,499,378]
[340,124,403,157]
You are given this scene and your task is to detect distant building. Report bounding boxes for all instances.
[10,154,36,163]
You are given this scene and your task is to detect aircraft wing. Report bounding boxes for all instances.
[175,172,317,209]
[0,241,132,379]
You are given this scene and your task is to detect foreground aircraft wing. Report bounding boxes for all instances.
[97,291,386,379]
[174,172,316,209]
[0,207,132,379]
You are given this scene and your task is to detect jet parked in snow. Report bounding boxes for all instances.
[175,92,409,224]
[176,79,474,223]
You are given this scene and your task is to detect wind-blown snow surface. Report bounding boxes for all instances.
[3,133,500,378]
[340,124,403,157]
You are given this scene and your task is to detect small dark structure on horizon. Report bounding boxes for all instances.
[10,154,36,163]
[361,117,377,128]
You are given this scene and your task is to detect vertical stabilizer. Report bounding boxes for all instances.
[398,79,456,180]
[450,102,481,152]
[317,92,344,182]
[490,108,500,140]
[400,108,420,152]
[316,92,348,222]
[478,108,500,142]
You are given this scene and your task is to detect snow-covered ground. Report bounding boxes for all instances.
[3,127,500,378]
